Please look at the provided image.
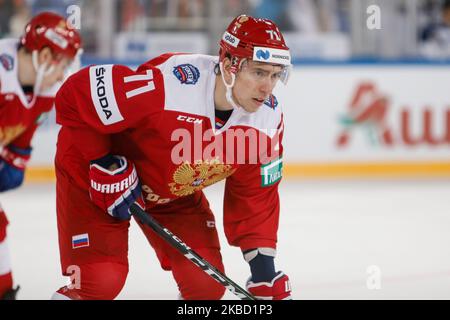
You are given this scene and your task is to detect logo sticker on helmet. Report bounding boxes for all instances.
[173,64,200,85]
[256,49,270,60]
[238,16,249,23]
[222,31,240,48]
[45,28,69,49]
[253,46,291,66]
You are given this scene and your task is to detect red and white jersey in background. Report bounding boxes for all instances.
[0,39,59,149]
[56,53,284,249]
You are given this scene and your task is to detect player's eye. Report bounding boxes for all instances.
[253,69,268,78]
[272,72,282,80]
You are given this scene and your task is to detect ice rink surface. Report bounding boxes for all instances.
[1,179,450,300]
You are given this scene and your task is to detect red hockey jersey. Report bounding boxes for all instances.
[0,39,59,149]
[55,53,284,249]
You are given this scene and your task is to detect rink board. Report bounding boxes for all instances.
[26,63,450,181]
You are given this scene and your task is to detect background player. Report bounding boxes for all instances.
[0,12,81,299]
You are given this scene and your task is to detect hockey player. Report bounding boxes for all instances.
[52,15,292,300]
[0,12,82,299]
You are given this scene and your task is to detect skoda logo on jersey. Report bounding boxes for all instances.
[264,94,279,110]
[0,54,14,71]
[173,64,200,85]
[89,64,124,125]
[256,49,270,61]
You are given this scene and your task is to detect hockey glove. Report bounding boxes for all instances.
[246,271,292,300]
[0,145,31,192]
[89,155,145,220]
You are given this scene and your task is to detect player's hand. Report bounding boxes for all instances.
[0,145,31,192]
[246,271,292,300]
[89,155,145,220]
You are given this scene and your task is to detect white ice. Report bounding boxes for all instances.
[1,179,450,299]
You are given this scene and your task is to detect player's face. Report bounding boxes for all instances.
[233,60,283,113]
[40,56,72,91]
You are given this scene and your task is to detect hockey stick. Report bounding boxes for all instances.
[130,204,256,300]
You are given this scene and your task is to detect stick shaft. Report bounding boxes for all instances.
[130,204,256,300]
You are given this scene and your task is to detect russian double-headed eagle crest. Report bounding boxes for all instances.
[169,159,236,197]
[0,125,27,146]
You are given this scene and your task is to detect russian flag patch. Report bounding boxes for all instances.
[72,233,89,249]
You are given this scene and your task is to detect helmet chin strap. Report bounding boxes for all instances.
[219,60,255,117]
[219,61,241,110]
[29,50,55,108]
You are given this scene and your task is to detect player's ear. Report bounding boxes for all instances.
[38,47,53,65]
[222,57,233,82]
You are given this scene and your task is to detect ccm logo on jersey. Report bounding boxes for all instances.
[177,115,203,124]
[89,65,124,125]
